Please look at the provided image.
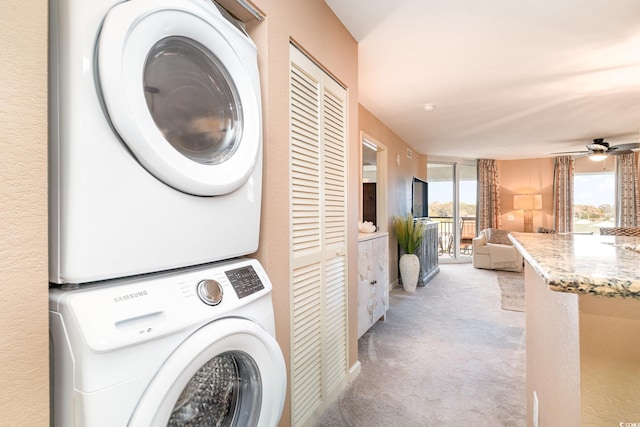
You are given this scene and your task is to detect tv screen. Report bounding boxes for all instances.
[412,177,428,218]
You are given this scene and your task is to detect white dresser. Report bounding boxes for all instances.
[357,232,389,338]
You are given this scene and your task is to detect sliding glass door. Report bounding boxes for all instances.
[428,159,477,262]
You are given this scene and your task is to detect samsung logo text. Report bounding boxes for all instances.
[113,290,149,303]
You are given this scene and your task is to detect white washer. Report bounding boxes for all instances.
[49,0,264,284]
[49,258,286,426]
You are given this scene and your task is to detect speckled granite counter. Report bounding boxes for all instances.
[509,231,640,426]
[509,232,640,298]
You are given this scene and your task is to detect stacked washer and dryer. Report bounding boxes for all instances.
[48,0,286,425]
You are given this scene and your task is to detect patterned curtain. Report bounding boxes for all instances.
[615,152,640,227]
[553,156,574,232]
[477,159,501,231]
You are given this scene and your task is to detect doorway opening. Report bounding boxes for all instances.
[427,159,477,262]
[361,133,388,232]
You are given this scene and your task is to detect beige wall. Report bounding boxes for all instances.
[498,158,554,232]
[244,1,359,425]
[525,262,581,426]
[526,261,640,425]
[579,295,640,424]
[0,2,49,425]
[358,105,427,285]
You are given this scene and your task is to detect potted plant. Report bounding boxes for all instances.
[393,213,426,292]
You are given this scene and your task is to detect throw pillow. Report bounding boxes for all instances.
[487,228,512,245]
[537,227,556,234]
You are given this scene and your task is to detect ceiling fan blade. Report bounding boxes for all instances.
[550,150,589,155]
[609,142,640,152]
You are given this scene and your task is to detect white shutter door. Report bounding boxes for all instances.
[321,85,348,398]
[290,54,323,425]
[289,45,348,427]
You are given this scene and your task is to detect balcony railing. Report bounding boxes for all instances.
[429,216,477,257]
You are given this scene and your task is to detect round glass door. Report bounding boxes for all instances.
[168,351,261,427]
[143,36,243,166]
[98,0,261,196]
[127,318,286,427]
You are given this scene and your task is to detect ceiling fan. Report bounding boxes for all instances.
[552,138,640,160]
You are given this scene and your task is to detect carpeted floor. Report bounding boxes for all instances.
[316,263,526,427]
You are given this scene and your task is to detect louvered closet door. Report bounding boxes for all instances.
[289,45,348,427]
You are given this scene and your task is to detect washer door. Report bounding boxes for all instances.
[98,0,261,196]
[129,318,286,427]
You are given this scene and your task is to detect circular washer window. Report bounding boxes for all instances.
[168,351,261,426]
[127,318,286,427]
[143,36,243,165]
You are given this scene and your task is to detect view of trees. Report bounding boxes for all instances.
[574,204,613,222]
[429,201,476,218]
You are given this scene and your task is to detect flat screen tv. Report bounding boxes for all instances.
[412,177,428,218]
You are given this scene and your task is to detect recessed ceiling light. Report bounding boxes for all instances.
[422,104,436,112]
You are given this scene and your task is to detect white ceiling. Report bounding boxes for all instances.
[324,0,640,160]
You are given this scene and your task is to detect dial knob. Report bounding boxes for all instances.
[197,279,223,306]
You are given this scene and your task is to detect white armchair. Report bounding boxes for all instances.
[472,228,523,272]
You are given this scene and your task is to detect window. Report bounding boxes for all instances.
[573,172,615,235]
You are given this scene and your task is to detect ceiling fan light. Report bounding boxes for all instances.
[589,153,608,161]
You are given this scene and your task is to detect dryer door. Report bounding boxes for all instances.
[98,0,261,196]
[128,318,286,427]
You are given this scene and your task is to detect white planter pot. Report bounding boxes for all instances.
[399,253,420,292]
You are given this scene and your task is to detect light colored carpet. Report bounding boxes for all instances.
[496,270,525,312]
[316,263,526,427]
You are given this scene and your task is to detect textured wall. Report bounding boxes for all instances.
[245,1,359,425]
[0,1,49,425]
[525,262,581,426]
[580,295,640,424]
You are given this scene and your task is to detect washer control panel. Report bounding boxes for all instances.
[224,265,265,299]
[50,258,273,352]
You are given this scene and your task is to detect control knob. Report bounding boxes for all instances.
[197,279,223,306]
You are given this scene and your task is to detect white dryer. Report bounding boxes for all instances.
[49,258,286,426]
[49,0,264,284]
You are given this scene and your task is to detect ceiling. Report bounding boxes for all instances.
[324,0,640,160]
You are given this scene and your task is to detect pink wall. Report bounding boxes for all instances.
[498,158,554,232]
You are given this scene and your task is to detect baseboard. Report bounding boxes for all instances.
[348,360,361,382]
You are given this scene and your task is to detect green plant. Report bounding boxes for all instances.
[393,213,426,254]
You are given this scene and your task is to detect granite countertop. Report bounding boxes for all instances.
[509,232,640,299]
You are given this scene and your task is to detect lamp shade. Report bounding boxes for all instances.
[514,194,542,210]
